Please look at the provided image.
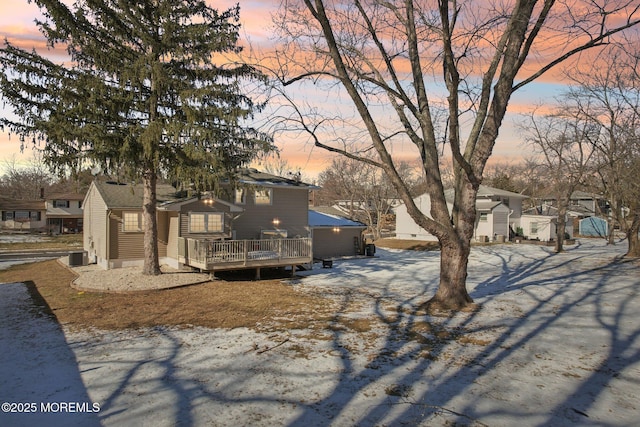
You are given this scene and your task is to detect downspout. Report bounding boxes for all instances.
[106,209,111,263]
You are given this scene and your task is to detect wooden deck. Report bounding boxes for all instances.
[178,237,313,273]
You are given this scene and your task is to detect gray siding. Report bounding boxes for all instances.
[178,199,233,240]
[231,187,310,240]
[313,228,363,259]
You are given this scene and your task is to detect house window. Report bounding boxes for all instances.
[530,222,538,235]
[2,212,13,221]
[234,188,246,205]
[254,188,272,205]
[14,211,30,221]
[479,213,488,222]
[30,211,41,220]
[54,200,70,208]
[123,212,143,232]
[189,212,224,233]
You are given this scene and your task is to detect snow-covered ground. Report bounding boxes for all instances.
[0,233,48,244]
[1,239,639,426]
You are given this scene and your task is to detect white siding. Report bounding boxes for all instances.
[395,194,439,241]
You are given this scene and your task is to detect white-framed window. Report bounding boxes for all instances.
[530,222,538,235]
[123,212,143,232]
[479,213,488,222]
[234,188,246,205]
[189,212,224,233]
[254,188,272,205]
[53,200,70,208]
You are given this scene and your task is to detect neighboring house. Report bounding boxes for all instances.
[333,198,402,215]
[521,205,574,242]
[542,191,609,216]
[83,170,318,274]
[395,185,527,241]
[45,192,85,234]
[0,197,46,231]
[0,192,85,234]
[309,207,367,259]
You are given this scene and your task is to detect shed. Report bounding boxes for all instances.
[579,217,608,237]
[309,207,367,259]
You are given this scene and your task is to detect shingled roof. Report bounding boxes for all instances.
[91,181,182,208]
[0,198,46,211]
[235,168,320,189]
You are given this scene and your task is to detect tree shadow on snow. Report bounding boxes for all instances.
[60,241,639,426]
[0,281,101,427]
[286,242,640,426]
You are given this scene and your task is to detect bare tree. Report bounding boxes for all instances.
[0,154,53,199]
[316,157,420,238]
[564,49,640,256]
[259,156,314,184]
[266,0,640,310]
[524,112,596,252]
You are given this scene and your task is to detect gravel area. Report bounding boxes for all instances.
[63,260,211,293]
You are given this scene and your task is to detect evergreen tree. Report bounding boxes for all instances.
[0,0,274,274]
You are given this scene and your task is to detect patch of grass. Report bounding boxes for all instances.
[384,384,413,397]
[374,238,439,251]
[0,260,337,331]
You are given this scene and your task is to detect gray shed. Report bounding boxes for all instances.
[309,208,367,260]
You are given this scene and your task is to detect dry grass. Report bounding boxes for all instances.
[0,260,337,332]
[1,237,488,353]
[374,238,439,251]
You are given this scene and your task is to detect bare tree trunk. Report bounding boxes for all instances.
[555,204,567,253]
[422,237,474,311]
[142,167,160,275]
[607,218,616,245]
[625,214,640,258]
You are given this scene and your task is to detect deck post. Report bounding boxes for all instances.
[255,267,261,280]
[291,265,295,277]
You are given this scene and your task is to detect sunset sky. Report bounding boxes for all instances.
[0,1,589,178]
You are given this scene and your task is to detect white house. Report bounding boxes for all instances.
[520,215,569,242]
[395,185,527,242]
[45,192,85,234]
[521,204,574,242]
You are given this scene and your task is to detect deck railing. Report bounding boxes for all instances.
[178,237,312,271]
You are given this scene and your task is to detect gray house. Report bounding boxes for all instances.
[83,170,318,274]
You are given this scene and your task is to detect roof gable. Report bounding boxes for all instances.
[158,195,243,213]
